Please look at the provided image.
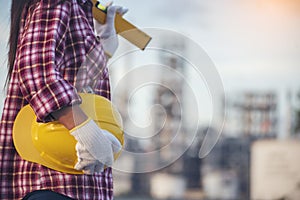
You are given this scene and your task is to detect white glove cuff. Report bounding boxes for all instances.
[101,34,119,58]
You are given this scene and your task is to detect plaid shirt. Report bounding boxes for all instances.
[0,0,113,199]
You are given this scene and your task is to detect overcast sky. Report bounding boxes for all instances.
[0,0,299,120]
[1,0,300,88]
[113,0,300,91]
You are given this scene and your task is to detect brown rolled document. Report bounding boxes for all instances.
[92,0,152,50]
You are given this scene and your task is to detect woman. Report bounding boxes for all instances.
[0,0,126,199]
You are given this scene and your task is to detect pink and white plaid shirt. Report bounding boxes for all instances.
[0,0,113,199]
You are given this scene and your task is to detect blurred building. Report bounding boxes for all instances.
[112,35,205,200]
[200,91,280,200]
[224,92,278,137]
[152,37,186,171]
[150,37,202,199]
[111,31,299,200]
[251,140,300,200]
[202,134,251,200]
[292,91,300,136]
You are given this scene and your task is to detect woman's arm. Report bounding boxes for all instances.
[51,105,88,130]
[16,1,82,122]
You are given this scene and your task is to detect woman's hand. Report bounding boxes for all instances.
[51,106,121,174]
[94,4,128,57]
[70,118,121,174]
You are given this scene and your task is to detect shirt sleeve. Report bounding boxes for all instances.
[16,0,81,122]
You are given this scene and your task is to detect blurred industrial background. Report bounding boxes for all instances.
[1,0,300,200]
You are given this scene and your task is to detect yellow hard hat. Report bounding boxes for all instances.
[13,93,123,174]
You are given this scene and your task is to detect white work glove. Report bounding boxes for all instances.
[74,143,105,174]
[94,3,128,57]
[70,118,122,174]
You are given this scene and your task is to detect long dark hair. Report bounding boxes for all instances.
[6,0,31,87]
